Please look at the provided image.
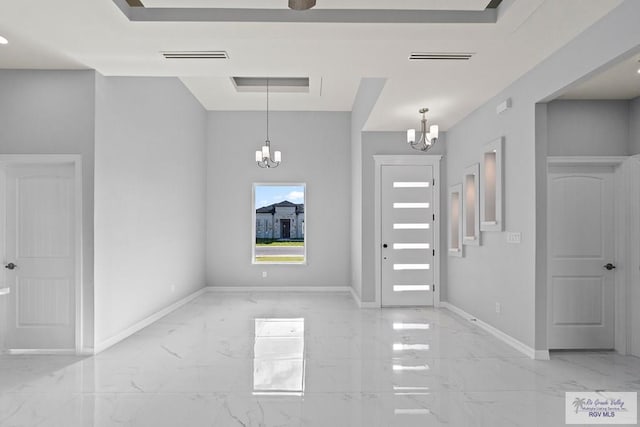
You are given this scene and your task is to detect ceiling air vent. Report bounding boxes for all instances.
[161,51,229,60]
[409,52,474,61]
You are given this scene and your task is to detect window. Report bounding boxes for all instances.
[253,183,306,264]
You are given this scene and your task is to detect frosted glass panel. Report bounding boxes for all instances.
[393,243,430,250]
[393,182,430,188]
[393,285,430,292]
[393,223,430,230]
[393,264,430,270]
[393,202,430,209]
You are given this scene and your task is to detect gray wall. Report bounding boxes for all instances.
[207,111,351,288]
[631,97,640,155]
[548,100,630,156]
[350,79,386,301]
[94,76,207,345]
[360,132,447,303]
[445,0,640,350]
[0,70,96,349]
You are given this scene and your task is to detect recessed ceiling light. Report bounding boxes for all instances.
[0,36,8,45]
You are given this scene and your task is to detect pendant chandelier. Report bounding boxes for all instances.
[255,78,282,168]
[407,108,439,152]
[289,0,316,10]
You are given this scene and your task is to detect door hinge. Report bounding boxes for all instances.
[433,178,435,186]
[432,249,435,256]
[432,284,436,292]
[432,214,435,221]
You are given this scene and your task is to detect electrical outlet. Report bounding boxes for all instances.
[262,271,268,278]
[495,302,501,314]
[506,232,521,244]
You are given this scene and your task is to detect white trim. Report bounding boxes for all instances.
[0,155,83,353]
[534,350,551,360]
[349,287,379,308]
[547,156,627,166]
[206,286,351,293]
[625,156,640,357]
[373,155,442,309]
[74,159,83,354]
[94,287,206,354]
[614,161,628,354]
[441,301,548,360]
[5,349,77,355]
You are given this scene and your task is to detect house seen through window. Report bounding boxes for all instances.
[253,184,306,264]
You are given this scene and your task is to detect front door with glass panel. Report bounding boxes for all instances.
[381,165,434,306]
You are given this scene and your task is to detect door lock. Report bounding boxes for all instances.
[4,262,17,270]
[603,263,616,271]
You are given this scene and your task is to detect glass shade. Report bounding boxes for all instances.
[262,145,270,158]
[407,129,416,144]
[429,125,439,139]
[274,151,282,162]
[256,150,263,162]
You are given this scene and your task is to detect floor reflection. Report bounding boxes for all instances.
[253,318,305,396]
[392,317,432,421]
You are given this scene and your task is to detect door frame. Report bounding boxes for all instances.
[626,154,640,357]
[373,155,442,309]
[546,156,628,353]
[0,154,83,354]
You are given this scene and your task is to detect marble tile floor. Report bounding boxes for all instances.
[1,292,639,426]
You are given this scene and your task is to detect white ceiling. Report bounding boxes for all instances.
[0,0,625,131]
[558,54,640,100]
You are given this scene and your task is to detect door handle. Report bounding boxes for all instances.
[383,244,388,248]
[603,263,616,271]
[4,262,17,270]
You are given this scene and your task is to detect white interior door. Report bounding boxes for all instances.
[381,165,434,307]
[3,164,76,350]
[547,166,615,349]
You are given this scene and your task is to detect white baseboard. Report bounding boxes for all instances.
[535,350,551,360]
[349,287,379,308]
[441,301,548,360]
[94,287,207,355]
[206,286,352,293]
[5,349,77,355]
